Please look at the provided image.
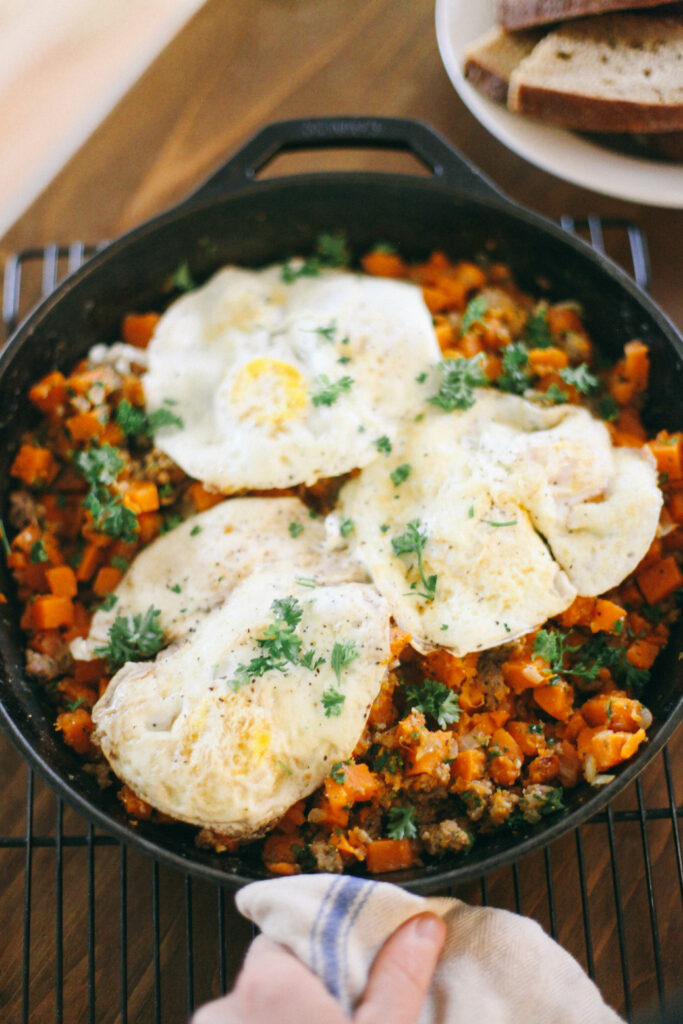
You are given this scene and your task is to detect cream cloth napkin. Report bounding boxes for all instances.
[236,875,624,1024]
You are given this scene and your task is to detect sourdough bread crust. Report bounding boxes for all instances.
[497,0,681,30]
[509,83,683,131]
[464,27,544,102]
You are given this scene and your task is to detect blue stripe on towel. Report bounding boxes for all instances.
[309,875,345,977]
[315,877,375,1009]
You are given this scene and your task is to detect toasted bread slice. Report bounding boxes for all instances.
[464,26,545,102]
[508,13,683,132]
[496,0,682,31]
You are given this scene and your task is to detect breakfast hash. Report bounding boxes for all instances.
[3,236,682,876]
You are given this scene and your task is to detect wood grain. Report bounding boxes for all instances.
[0,1,681,1021]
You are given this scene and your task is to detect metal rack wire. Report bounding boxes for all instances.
[1,222,681,1024]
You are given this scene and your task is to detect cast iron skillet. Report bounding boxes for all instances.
[1,118,681,893]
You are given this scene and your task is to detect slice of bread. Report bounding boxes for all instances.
[508,13,683,132]
[463,26,545,102]
[496,0,682,31]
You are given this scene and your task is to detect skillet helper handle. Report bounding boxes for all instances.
[189,117,504,202]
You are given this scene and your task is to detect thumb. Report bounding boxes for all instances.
[354,912,446,1024]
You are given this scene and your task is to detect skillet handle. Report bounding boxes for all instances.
[188,117,504,202]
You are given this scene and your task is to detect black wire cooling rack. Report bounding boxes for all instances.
[0,221,681,1024]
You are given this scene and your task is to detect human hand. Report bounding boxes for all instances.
[191,910,446,1024]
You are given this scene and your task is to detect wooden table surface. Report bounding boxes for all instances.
[1,2,681,1022]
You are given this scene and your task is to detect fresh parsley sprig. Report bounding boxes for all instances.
[390,463,412,488]
[73,443,139,542]
[331,641,359,685]
[94,606,164,670]
[391,519,437,602]
[73,444,124,485]
[404,678,460,729]
[310,375,354,407]
[115,399,183,439]
[428,355,488,412]
[524,307,552,349]
[322,687,346,717]
[281,232,350,282]
[460,295,488,334]
[386,805,417,840]
[497,342,530,395]
[559,363,600,394]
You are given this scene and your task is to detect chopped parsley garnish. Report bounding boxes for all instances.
[541,788,565,815]
[161,512,183,535]
[322,687,346,717]
[380,524,390,533]
[66,698,85,712]
[111,555,129,572]
[294,575,318,588]
[300,649,325,670]
[73,444,138,542]
[29,539,48,564]
[82,489,138,543]
[391,519,437,602]
[330,761,348,784]
[99,593,118,612]
[116,399,183,439]
[386,805,417,840]
[483,519,518,528]
[289,521,304,538]
[167,583,182,594]
[310,375,354,407]
[73,444,124,486]
[331,640,360,685]
[230,596,322,689]
[598,395,619,422]
[461,295,488,334]
[544,383,569,404]
[339,517,354,538]
[311,320,337,342]
[416,371,428,384]
[390,463,412,488]
[375,435,392,455]
[533,629,568,674]
[497,342,530,395]
[338,356,351,365]
[0,518,11,557]
[281,232,349,282]
[94,606,164,670]
[170,261,195,292]
[534,627,650,695]
[559,363,600,394]
[315,232,349,267]
[404,678,460,728]
[190,525,201,537]
[373,748,404,774]
[429,354,488,412]
[524,307,552,348]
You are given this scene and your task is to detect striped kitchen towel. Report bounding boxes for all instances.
[236,874,624,1023]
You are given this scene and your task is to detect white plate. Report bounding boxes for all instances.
[435,0,683,208]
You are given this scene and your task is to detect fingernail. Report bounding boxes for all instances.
[414,913,445,942]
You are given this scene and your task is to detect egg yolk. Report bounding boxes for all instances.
[231,358,307,427]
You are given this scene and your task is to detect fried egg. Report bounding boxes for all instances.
[71,496,366,660]
[91,568,391,837]
[142,265,441,491]
[339,389,662,655]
